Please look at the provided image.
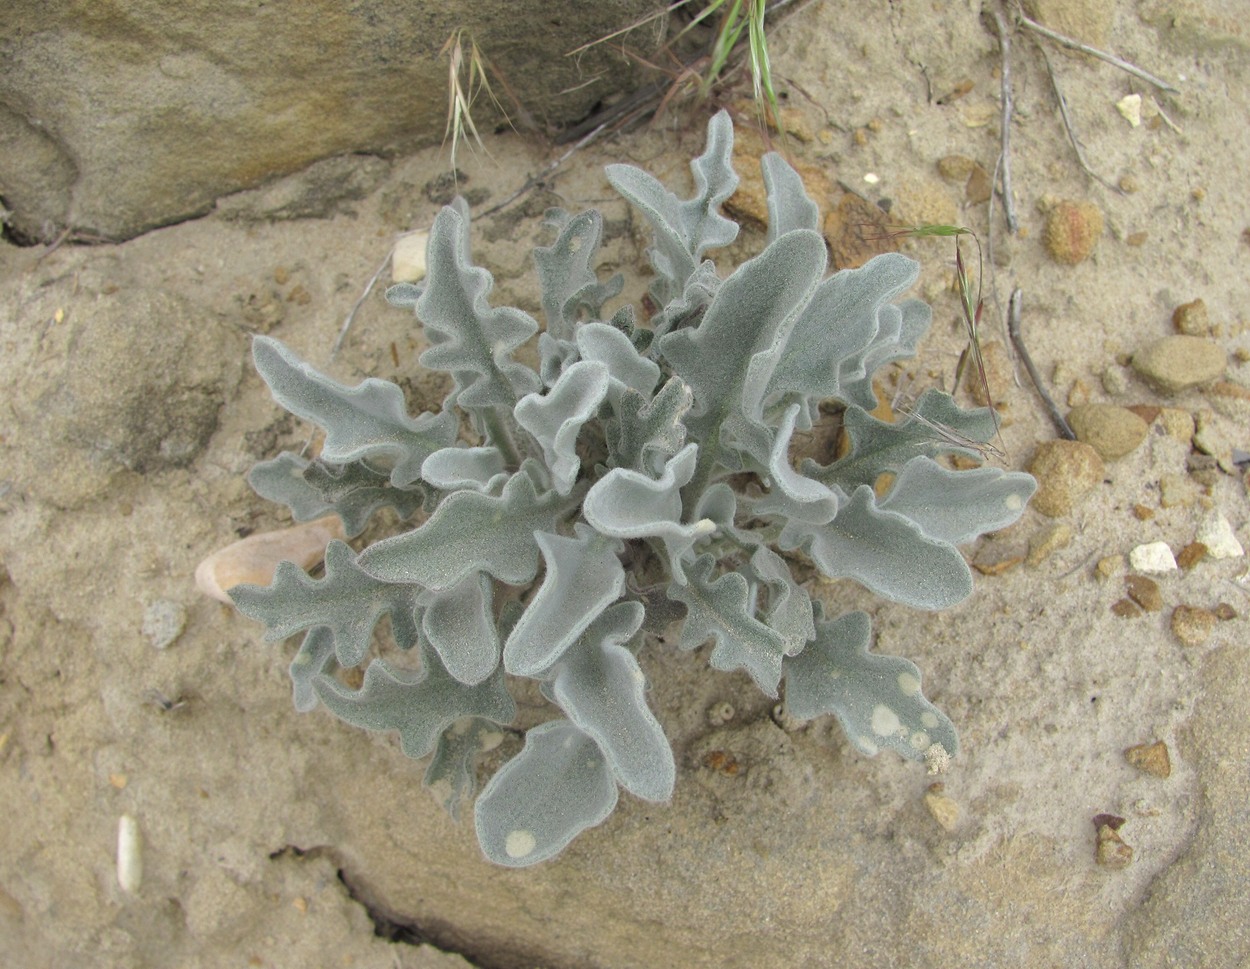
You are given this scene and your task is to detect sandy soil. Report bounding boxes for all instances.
[1,1,1248,967]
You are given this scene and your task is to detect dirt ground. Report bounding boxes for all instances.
[1,2,1248,967]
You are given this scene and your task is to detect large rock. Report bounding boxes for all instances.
[0,0,659,242]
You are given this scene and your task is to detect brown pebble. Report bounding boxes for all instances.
[274,266,290,285]
[1172,298,1210,336]
[1176,542,1208,570]
[972,548,1026,576]
[286,284,312,305]
[1133,504,1155,521]
[937,155,976,181]
[1132,335,1227,395]
[1045,200,1104,264]
[1094,816,1133,869]
[1171,605,1217,647]
[1126,575,1163,612]
[965,163,992,204]
[1126,231,1149,247]
[1215,603,1237,621]
[924,787,961,831]
[1027,523,1073,566]
[1026,440,1105,517]
[1112,598,1142,618]
[1067,404,1149,461]
[1095,555,1125,580]
[1124,740,1171,778]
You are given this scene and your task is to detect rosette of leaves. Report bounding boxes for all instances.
[229,111,1036,867]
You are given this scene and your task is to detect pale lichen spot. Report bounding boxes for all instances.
[871,704,902,737]
[910,730,931,750]
[505,830,536,859]
[826,666,842,679]
[857,736,880,756]
[920,711,940,729]
[897,671,921,695]
[1006,493,1024,511]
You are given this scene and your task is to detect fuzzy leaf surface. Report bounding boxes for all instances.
[358,469,561,590]
[416,201,541,410]
[289,627,337,713]
[668,554,791,696]
[248,453,427,538]
[605,111,737,303]
[314,648,516,761]
[605,377,693,475]
[783,609,958,762]
[230,540,420,668]
[534,209,622,341]
[777,485,972,610]
[420,446,508,494]
[252,336,457,487]
[424,717,509,821]
[503,525,625,677]
[422,571,501,685]
[551,602,673,801]
[762,152,820,243]
[808,389,998,492]
[514,361,609,495]
[474,719,618,867]
[878,457,1037,545]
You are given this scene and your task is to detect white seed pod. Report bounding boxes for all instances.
[117,814,143,893]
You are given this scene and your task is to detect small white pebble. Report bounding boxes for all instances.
[863,172,880,185]
[1116,93,1143,127]
[1196,514,1244,560]
[707,701,735,727]
[1129,541,1177,574]
[117,815,143,893]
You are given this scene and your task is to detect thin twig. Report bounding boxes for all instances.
[1013,7,1179,93]
[479,120,613,219]
[1036,43,1122,192]
[989,7,1019,234]
[1007,288,1076,440]
[330,243,399,362]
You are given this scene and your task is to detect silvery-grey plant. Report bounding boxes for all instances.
[229,111,1036,866]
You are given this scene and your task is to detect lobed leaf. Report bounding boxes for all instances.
[783,609,958,763]
[878,457,1037,545]
[252,336,458,487]
[533,209,622,341]
[422,571,501,685]
[514,360,610,496]
[230,540,420,668]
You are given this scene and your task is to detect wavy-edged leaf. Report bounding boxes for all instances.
[416,201,541,410]
[765,253,920,411]
[534,209,622,341]
[230,540,419,667]
[420,445,508,493]
[583,443,711,581]
[314,648,515,763]
[248,452,427,538]
[659,230,827,446]
[424,717,510,821]
[606,111,738,304]
[358,467,562,591]
[766,403,840,522]
[783,609,958,762]
[252,336,458,487]
[474,719,618,867]
[422,571,500,685]
[503,525,625,677]
[551,601,673,801]
[514,361,609,495]
[575,321,661,404]
[837,297,931,410]
[762,152,820,243]
[878,457,1037,545]
[746,545,816,654]
[605,377,693,475]
[668,554,791,696]
[289,627,337,713]
[777,485,972,610]
[808,389,998,492]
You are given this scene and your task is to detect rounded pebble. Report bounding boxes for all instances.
[1124,740,1171,778]
[1131,336,1227,395]
[1026,440,1104,517]
[1171,298,1210,336]
[1066,404,1149,461]
[1171,605,1217,646]
[391,229,429,283]
[1044,200,1103,265]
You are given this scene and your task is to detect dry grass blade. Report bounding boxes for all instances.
[441,29,508,176]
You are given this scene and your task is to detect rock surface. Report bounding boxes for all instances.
[0,0,660,243]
